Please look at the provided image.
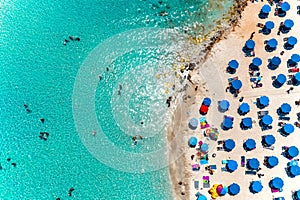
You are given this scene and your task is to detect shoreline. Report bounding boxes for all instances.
[167,0,249,199]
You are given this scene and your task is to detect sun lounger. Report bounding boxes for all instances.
[257,111,268,118]
[245,170,257,175]
[192,164,200,171]
[200,160,208,165]
[289,68,299,73]
[222,160,228,164]
[194,180,199,190]
[221,167,227,172]
[264,146,274,150]
[210,165,217,170]
[217,147,224,151]
[279,116,290,121]
[217,140,224,145]
[241,156,245,167]
[271,188,280,193]
[228,76,238,83]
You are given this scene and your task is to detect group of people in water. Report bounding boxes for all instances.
[63,36,81,45]
[132,135,143,145]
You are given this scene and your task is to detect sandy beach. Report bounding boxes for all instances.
[169,0,300,199]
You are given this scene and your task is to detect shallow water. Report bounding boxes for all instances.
[0,0,234,199]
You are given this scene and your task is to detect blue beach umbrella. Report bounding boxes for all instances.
[288,36,297,46]
[245,139,256,150]
[264,135,276,146]
[201,143,209,152]
[219,186,228,196]
[271,56,281,66]
[229,60,239,69]
[250,181,263,193]
[226,160,238,172]
[224,139,236,151]
[276,74,286,85]
[265,21,274,29]
[259,96,270,107]
[223,117,233,129]
[262,115,273,125]
[242,117,252,128]
[270,177,284,189]
[248,158,260,170]
[281,2,290,11]
[296,190,300,199]
[239,103,250,114]
[220,100,230,111]
[228,183,240,195]
[232,80,242,90]
[267,156,279,167]
[252,57,262,67]
[261,4,271,13]
[267,38,278,48]
[290,166,300,177]
[284,19,294,29]
[189,137,197,147]
[280,103,291,114]
[202,97,212,106]
[295,72,300,82]
[288,146,299,158]
[283,124,294,134]
[246,40,255,49]
[291,54,300,63]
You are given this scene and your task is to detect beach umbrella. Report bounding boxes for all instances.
[296,190,300,200]
[239,103,250,114]
[262,115,273,125]
[265,21,274,29]
[276,74,286,85]
[291,54,300,63]
[224,139,235,151]
[284,19,294,29]
[228,183,240,195]
[188,137,197,147]
[280,103,291,114]
[267,156,279,167]
[270,177,284,189]
[289,166,300,177]
[223,118,233,129]
[228,60,239,69]
[261,4,271,13]
[252,57,262,67]
[242,117,252,128]
[226,160,238,172]
[267,38,278,48]
[283,124,294,134]
[248,158,260,170]
[245,139,256,150]
[281,2,290,11]
[250,181,263,193]
[259,96,269,106]
[197,195,207,200]
[263,135,276,146]
[231,80,242,90]
[200,105,209,114]
[219,186,228,196]
[219,100,230,111]
[189,118,198,129]
[287,36,297,46]
[270,56,281,66]
[203,97,212,106]
[201,143,209,152]
[245,39,255,49]
[295,72,300,82]
[288,146,299,158]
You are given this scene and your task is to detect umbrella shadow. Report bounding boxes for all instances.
[258,12,269,19]
[284,43,295,50]
[265,45,276,52]
[272,80,283,88]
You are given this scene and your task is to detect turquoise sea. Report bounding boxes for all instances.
[0,0,233,199]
